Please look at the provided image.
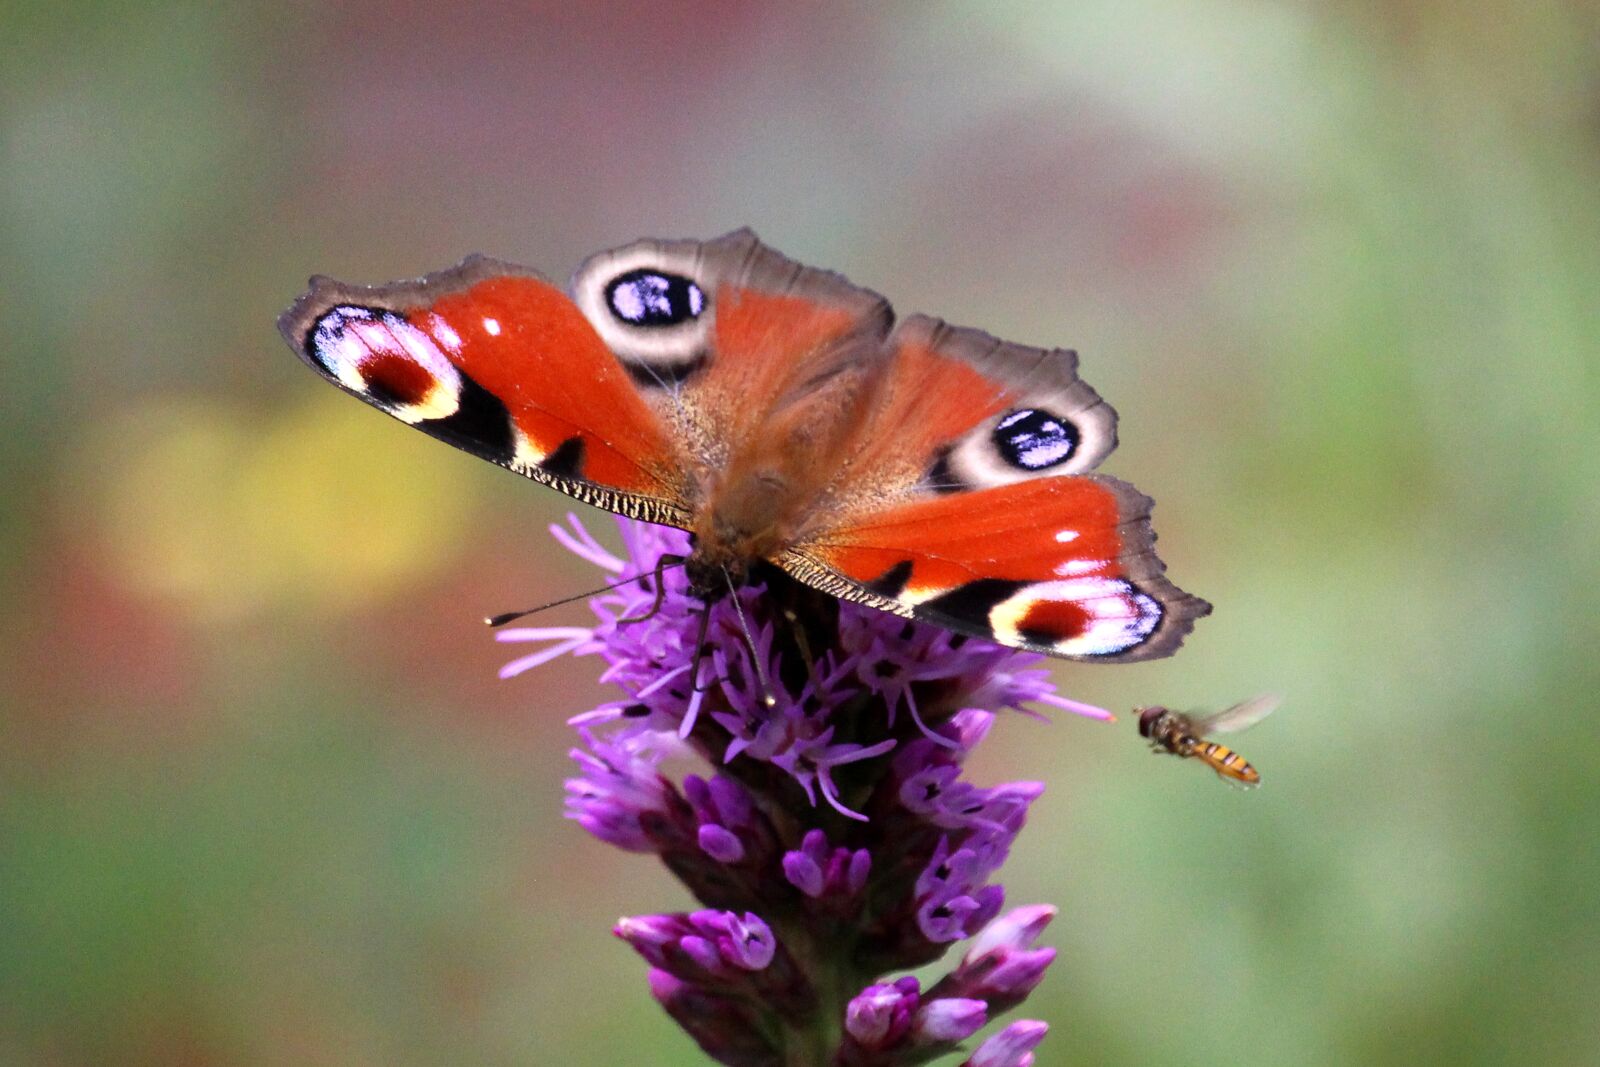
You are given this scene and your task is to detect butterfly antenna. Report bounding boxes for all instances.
[484,558,688,628]
[722,567,777,709]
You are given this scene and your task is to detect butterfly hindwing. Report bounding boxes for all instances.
[566,228,893,478]
[853,314,1119,497]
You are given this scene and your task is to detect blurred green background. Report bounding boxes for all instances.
[3,3,1598,1064]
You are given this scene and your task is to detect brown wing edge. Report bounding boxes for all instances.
[889,312,1120,472]
[694,228,895,336]
[1077,475,1213,663]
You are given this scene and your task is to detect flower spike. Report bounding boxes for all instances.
[501,517,1090,1064]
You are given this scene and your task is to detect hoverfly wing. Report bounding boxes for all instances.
[1188,693,1282,736]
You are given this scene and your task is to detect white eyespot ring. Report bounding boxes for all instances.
[944,398,1114,489]
[570,243,712,374]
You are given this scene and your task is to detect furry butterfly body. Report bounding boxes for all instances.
[279,229,1209,661]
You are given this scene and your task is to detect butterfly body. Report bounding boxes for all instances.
[683,367,873,593]
[280,230,1210,661]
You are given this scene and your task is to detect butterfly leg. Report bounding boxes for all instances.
[687,599,722,694]
[686,622,750,696]
[618,553,688,624]
[780,605,819,679]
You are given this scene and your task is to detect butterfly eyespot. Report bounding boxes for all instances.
[992,408,1078,471]
[984,577,1164,656]
[605,270,706,327]
[572,248,715,380]
[938,397,1106,490]
[307,304,465,424]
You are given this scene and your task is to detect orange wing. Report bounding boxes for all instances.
[279,231,894,530]
[788,476,1209,661]
[815,314,1121,512]
[777,310,1208,662]
[563,229,893,493]
[279,257,690,525]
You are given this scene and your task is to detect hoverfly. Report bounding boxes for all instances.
[1135,694,1281,786]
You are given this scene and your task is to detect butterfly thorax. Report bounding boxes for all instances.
[683,379,875,599]
[685,468,803,600]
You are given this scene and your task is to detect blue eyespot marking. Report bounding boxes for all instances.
[992,408,1078,471]
[606,270,705,327]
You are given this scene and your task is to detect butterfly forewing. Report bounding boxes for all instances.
[789,475,1209,661]
[566,230,898,540]
[771,300,1210,662]
[279,256,692,525]
[568,229,892,454]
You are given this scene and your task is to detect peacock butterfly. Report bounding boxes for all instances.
[278,229,1210,661]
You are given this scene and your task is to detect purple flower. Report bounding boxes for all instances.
[844,977,920,1050]
[782,829,871,901]
[617,910,814,1025]
[837,975,991,1062]
[962,1021,1049,1067]
[502,515,1101,1064]
[929,906,1059,1016]
[562,729,684,852]
[914,998,989,1042]
[648,969,778,1067]
[685,773,776,868]
[615,910,777,977]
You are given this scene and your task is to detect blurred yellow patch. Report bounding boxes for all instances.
[83,394,477,621]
